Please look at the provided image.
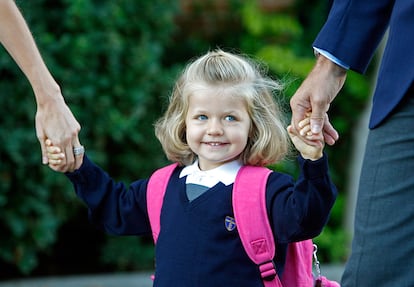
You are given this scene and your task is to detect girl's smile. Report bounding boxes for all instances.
[203,142,227,147]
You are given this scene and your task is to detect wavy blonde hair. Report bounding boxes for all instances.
[155,49,290,166]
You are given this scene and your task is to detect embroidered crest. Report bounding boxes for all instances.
[225,216,236,231]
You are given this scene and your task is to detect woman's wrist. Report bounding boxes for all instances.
[30,67,63,107]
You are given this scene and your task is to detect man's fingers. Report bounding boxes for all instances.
[324,133,336,146]
[323,126,339,146]
[290,94,311,129]
[322,115,339,145]
[310,116,325,134]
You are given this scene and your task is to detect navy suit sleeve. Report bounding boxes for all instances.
[267,154,337,243]
[314,0,393,73]
[65,155,151,236]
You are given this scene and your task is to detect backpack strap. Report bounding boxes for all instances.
[147,163,178,243]
[233,166,283,287]
[282,240,314,287]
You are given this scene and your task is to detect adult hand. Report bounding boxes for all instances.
[290,54,347,145]
[287,115,324,161]
[0,0,82,170]
[45,138,84,173]
[36,94,82,171]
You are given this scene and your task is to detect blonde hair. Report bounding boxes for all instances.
[155,49,290,166]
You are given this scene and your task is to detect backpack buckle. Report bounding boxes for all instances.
[259,260,277,281]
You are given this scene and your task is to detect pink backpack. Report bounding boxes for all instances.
[147,163,340,287]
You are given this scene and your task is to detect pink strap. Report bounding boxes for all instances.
[233,166,282,287]
[146,163,178,243]
[317,276,341,287]
[282,240,314,287]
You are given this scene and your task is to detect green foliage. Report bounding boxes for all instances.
[1,0,178,275]
[101,236,155,271]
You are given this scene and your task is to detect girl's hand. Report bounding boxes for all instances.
[45,139,83,172]
[287,116,324,161]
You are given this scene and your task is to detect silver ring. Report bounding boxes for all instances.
[73,145,85,156]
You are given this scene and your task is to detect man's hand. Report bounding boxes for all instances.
[288,115,324,161]
[290,54,347,145]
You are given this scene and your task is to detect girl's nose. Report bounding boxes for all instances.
[207,119,224,135]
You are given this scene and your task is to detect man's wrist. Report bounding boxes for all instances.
[313,47,349,70]
[315,53,347,77]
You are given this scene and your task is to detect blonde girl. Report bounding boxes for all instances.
[46,49,336,287]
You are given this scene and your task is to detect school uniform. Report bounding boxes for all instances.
[66,154,337,287]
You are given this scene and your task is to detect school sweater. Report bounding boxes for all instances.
[65,154,337,287]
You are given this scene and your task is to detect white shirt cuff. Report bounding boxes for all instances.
[313,47,350,70]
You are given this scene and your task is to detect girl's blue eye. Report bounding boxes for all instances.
[197,115,208,120]
[225,115,236,121]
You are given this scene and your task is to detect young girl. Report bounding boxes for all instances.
[46,49,337,287]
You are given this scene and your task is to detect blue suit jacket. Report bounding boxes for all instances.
[313,0,414,128]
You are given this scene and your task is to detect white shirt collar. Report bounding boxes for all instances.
[179,159,242,187]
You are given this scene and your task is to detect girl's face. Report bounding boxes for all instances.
[185,88,251,170]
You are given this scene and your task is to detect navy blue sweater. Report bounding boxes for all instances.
[66,154,337,287]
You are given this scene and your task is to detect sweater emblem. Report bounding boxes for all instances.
[225,216,236,231]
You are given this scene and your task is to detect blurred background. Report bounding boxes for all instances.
[0,0,380,282]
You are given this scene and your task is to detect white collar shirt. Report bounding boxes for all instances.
[179,159,242,188]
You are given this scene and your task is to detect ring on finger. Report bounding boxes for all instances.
[73,145,85,156]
